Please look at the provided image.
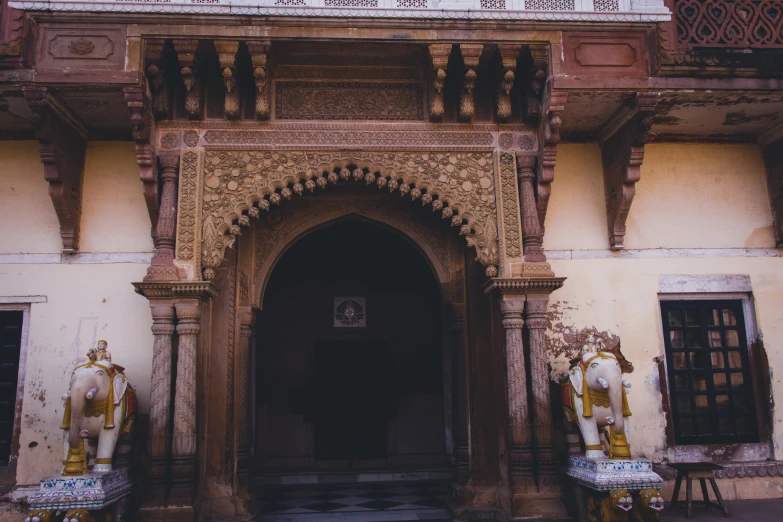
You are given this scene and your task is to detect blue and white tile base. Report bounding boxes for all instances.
[566,456,663,492]
[29,467,132,511]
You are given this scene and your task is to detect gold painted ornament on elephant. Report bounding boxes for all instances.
[62,509,96,522]
[561,339,634,459]
[60,341,137,476]
[23,510,53,522]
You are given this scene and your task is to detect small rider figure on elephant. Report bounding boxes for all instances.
[561,336,634,459]
[60,340,137,476]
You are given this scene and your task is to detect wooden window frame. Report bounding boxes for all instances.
[658,293,766,447]
[0,304,31,493]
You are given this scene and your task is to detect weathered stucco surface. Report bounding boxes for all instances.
[0,141,62,254]
[0,142,154,485]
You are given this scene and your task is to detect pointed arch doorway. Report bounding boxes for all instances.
[255,217,451,473]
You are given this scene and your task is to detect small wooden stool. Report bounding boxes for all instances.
[668,462,729,518]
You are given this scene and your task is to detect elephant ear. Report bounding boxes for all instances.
[568,366,584,398]
[113,375,128,405]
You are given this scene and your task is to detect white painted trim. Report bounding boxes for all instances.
[658,274,752,294]
[545,248,782,260]
[0,296,47,304]
[8,0,672,21]
[0,252,153,264]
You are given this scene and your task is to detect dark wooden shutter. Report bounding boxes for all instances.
[0,312,23,467]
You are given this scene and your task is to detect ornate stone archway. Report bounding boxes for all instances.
[134,140,567,522]
[173,149,526,282]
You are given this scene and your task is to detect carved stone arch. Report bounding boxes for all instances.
[246,198,456,310]
[179,150,503,282]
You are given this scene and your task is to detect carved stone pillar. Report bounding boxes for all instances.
[247,40,271,120]
[484,278,566,519]
[496,45,521,122]
[235,307,253,490]
[498,294,535,507]
[516,154,545,263]
[428,44,451,121]
[145,302,176,507]
[459,44,483,122]
[170,299,202,507]
[23,87,88,253]
[600,92,659,249]
[215,40,240,119]
[144,154,180,282]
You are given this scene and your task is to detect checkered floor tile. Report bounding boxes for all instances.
[258,482,449,516]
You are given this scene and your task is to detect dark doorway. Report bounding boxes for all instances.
[256,216,447,471]
[313,340,393,461]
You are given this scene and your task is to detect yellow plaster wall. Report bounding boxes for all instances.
[80,142,154,253]
[546,143,776,250]
[0,141,61,254]
[2,262,153,485]
[0,142,155,485]
[544,143,609,251]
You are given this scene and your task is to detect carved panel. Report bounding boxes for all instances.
[676,0,783,49]
[563,32,649,77]
[274,81,424,121]
[175,151,203,280]
[251,197,453,308]
[37,26,125,70]
[196,151,498,280]
[495,152,523,277]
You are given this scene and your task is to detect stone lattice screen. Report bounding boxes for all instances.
[676,0,783,48]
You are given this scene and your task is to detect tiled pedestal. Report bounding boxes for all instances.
[26,468,132,521]
[566,456,664,522]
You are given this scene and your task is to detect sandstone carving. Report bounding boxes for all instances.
[199,151,499,278]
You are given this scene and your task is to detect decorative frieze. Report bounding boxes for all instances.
[275,81,424,120]
[601,92,659,249]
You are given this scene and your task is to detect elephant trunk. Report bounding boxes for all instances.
[608,383,625,435]
[67,389,87,449]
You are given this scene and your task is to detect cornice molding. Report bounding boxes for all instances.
[483,277,566,295]
[133,281,219,300]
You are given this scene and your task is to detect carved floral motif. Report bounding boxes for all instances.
[176,152,200,263]
[197,150,497,279]
[68,38,95,56]
[275,82,424,120]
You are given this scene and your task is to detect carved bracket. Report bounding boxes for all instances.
[537,89,567,232]
[525,44,548,122]
[23,87,88,253]
[177,151,500,280]
[428,44,452,122]
[459,44,483,122]
[144,38,170,120]
[600,92,660,250]
[246,40,271,120]
[124,86,160,238]
[496,44,521,122]
[173,39,202,120]
[214,40,240,119]
[762,139,783,248]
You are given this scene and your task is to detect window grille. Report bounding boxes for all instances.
[660,300,759,444]
[0,311,23,467]
[397,0,428,7]
[324,0,380,6]
[593,0,619,11]
[480,0,507,9]
[523,0,576,10]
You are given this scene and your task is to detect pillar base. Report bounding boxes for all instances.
[449,483,507,521]
[136,506,195,522]
[509,480,570,521]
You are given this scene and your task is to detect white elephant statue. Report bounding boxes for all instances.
[562,348,633,459]
[61,341,137,476]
